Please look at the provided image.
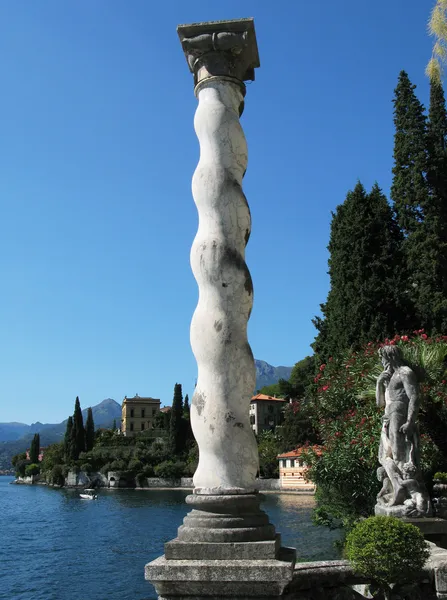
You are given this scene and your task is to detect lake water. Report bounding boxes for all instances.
[0,476,341,600]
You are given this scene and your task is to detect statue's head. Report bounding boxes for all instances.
[402,462,417,480]
[378,345,405,371]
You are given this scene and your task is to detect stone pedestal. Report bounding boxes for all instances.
[145,18,295,599]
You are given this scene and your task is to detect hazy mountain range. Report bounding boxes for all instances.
[0,360,291,469]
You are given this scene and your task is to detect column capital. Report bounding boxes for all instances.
[177,18,260,93]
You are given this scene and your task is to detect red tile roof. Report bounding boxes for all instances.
[277,445,323,459]
[251,394,287,403]
[160,407,171,413]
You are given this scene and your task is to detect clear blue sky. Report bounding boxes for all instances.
[0,1,435,423]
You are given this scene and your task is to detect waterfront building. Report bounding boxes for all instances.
[121,394,161,436]
[249,394,287,434]
[25,447,45,462]
[277,446,322,491]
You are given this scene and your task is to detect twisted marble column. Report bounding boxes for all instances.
[190,77,258,492]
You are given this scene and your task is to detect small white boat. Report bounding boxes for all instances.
[79,488,98,500]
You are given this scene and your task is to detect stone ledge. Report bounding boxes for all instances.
[165,535,280,560]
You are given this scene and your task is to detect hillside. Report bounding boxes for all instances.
[255,360,292,391]
[0,399,122,470]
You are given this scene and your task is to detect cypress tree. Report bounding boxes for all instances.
[64,416,75,461]
[29,433,40,463]
[112,419,117,432]
[72,396,85,460]
[391,71,428,236]
[312,182,408,359]
[169,383,184,455]
[420,78,447,332]
[85,407,95,452]
[183,394,190,420]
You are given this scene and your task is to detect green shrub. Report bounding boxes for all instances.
[128,459,144,473]
[80,463,93,473]
[49,465,65,486]
[154,460,186,479]
[345,516,430,599]
[25,463,40,477]
[100,462,113,475]
[15,459,30,477]
[110,459,127,471]
[434,472,447,483]
[142,464,155,478]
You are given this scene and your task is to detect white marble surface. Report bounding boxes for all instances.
[190,80,258,491]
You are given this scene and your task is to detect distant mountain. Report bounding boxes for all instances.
[0,399,122,444]
[255,360,292,391]
[0,398,122,471]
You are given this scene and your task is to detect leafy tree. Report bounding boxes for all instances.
[345,516,429,600]
[313,182,407,360]
[72,396,85,460]
[257,431,281,478]
[25,463,40,477]
[154,460,186,479]
[41,442,65,473]
[169,383,184,455]
[29,433,40,464]
[280,401,320,452]
[11,452,27,467]
[289,356,316,398]
[258,383,281,397]
[85,407,95,452]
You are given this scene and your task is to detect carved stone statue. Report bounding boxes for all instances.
[375,345,432,517]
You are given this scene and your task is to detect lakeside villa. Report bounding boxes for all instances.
[277,446,322,491]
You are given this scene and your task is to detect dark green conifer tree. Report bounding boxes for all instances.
[112,419,117,431]
[391,71,428,235]
[420,78,447,332]
[313,182,408,359]
[64,415,75,461]
[72,396,85,460]
[169,383,184,455]
[183,394,190,420]
[85,407,95,452]
[29,433,40,463]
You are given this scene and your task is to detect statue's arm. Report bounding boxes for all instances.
[376,372,389,407]
[401,368,419,432]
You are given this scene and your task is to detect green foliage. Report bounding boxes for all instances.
[29,433,40,464]
[434,472,447,482]
[25,463,40,476]
[85,407,95,452]
[391,71,428,236]
[169,383,184,455]
[41,443,65,473]
[307,334,447,529]
[345,516,429,597]
[48,464,65,486]
[280,400,321,452]
[72,396,86,460]
[64,416,75,462]
[127,459,143,473]
[312,182,408,361]
[79,462,93,473]
[257,431,281,478]
[154,460,186,479]
[258,383,281,397]
[11,452,27,467]
[15,459,30,477]
[289,356,316,398]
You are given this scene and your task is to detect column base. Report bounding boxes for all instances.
[145,546,296,599]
